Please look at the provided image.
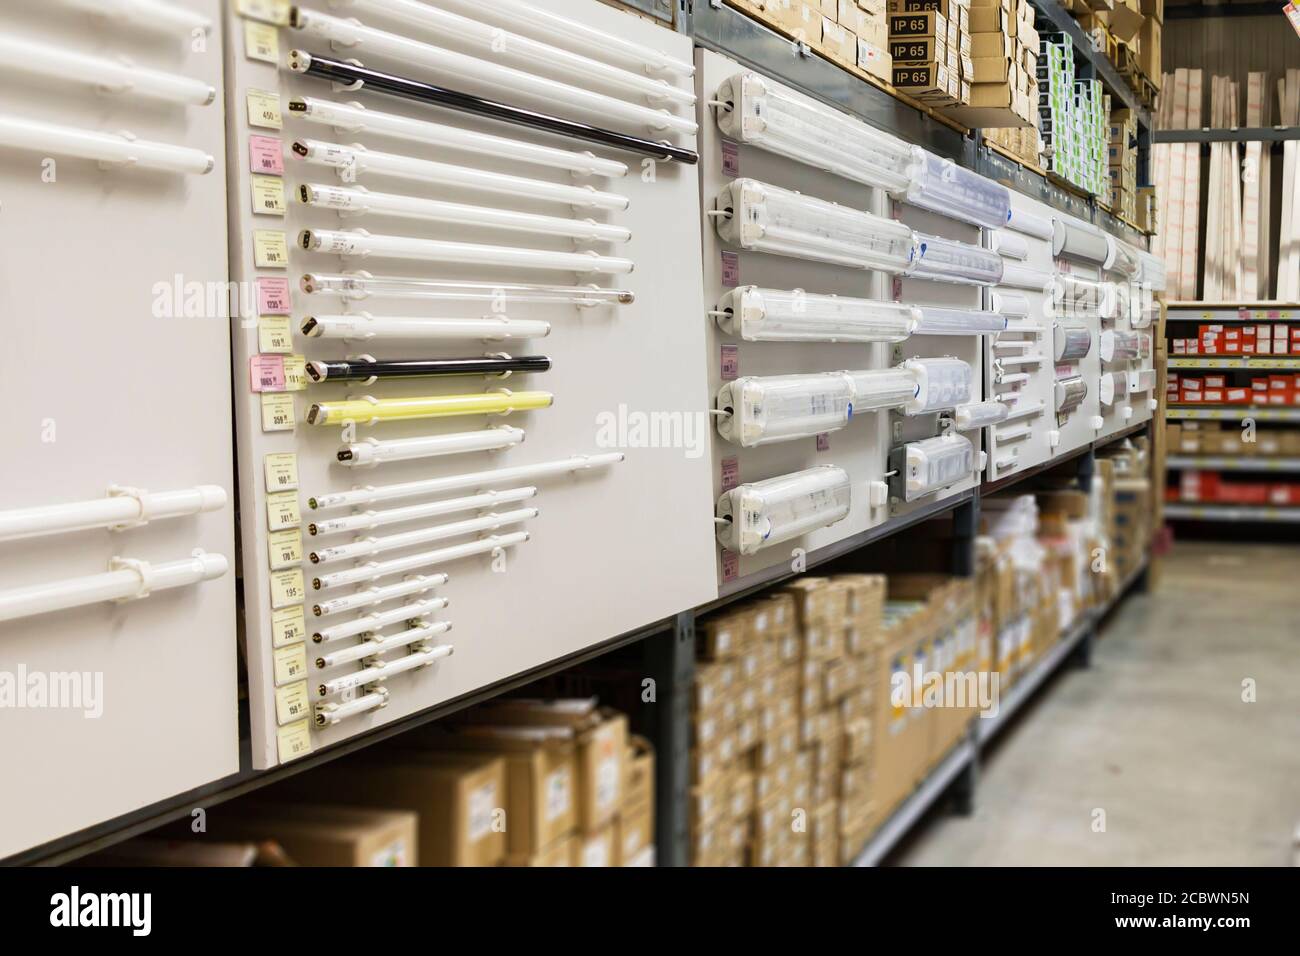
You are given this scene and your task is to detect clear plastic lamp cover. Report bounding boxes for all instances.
[715,466,851,555]
[1053,323,1092,362]
[1105,236,1141,278]
[902,151,1012,229]
[901,357,973,414]
[903,435,975,501]
[714,179,917,272]
[913,307,1008,335]
[1055,377,1088,412]
[715,286,916,343]
[714,72,915,192]
[907,233,1004,286]
[1052,218,1110,265]
[989,290,1030,318]
[1100,330,1140,364]
[953,401,1010,430]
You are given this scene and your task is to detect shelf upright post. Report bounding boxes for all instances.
[643,611,697,867]
[951,495,980,578]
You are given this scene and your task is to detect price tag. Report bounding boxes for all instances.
[721,251,740,288]
[816,433,830,452]
[275,683,311,726]
[257,276,292,314]
[277,719,314,761]
[252,174,287,216]
[270,567,306,609]
[250,354,286,392]
[283,354,308,391]
[243,20,280,63]
[263,452,299,491]
[721,549,739,582]
[267,528,303,570]
[720,344,738,381]
[259,315,294,353]
[273,643,309,687]
[237,0,291,25]
[246,88,282,129]
[270,605,307,649]
[720,140,740,177]
[266,491,301,532]
[253,229,289,268]
[720,457,739,492]
[249,135,285,175]
[261,393,295,431]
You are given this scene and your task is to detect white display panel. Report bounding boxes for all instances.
[0,0,237,858]
[1095,238,1156,440]
[225,0,714,767]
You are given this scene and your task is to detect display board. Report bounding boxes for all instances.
[222,0,716,767]
[0,0,237,857]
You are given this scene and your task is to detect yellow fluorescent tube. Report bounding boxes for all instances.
[307,390,553,426]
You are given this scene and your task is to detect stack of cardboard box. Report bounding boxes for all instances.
[732,0,895,83]
[888,0,968,107]
[949,0,1039,128]
[1038,31,1109,195]
[1108,108,1139,219]
[1098,439,1153,581]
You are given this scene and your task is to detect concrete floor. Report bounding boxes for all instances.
[895,541,1300,866]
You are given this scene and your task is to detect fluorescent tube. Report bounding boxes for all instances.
[316,644,453,698]
[953,401,1010,430]
[301,273,632,306]
[307,356,550,383]
[715,466,851,555]
[301,313,551,342]
[0,484,225,542]
[0,35,215,106]
[715,287,916,343]
[312,532,531,590]
[311,598,449,645]
[336,427,524,467]
[912,307,1008,335]
[54,0,211,35]
[315,621,454,669]
[903,152,1011,229]
[307,391,554,426]
[312,573,448,618]
[0,114,212,175]
[308,508,538,565]
[299,228,634,274]
[907,233,1005,285]
[308,487,538,537]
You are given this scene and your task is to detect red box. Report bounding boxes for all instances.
[1203,389,1225,403]
[1205,375,1227,388]
[1270,376,1289,391]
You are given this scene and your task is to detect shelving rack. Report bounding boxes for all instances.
[2,0,1163,867]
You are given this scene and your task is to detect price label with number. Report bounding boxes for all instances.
[259,315,294,353]
[261,392,295,432]
[263,452,299,491]
[270,568,306,609]
[266,491,301,532]
[251,174,287,216]
[273,643,309,687]
[270,605,307,649]
[274,683,311,726]
[244,20,280,63]
[246,89,282,129]
[267,528,303,570]
[253,229,288,268]
[277,719,314,760]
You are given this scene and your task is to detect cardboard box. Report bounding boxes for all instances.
[892,61,952,98]
[858,37,893,80]
[574,823,618,867]
[890,36,945,61]
[619,800,654,866]
[889,10,946,35]
[505,833,575,867]
[215,804,418,866]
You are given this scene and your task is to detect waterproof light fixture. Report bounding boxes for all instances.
[301,274,632,307]
[900,434,976,501]
[907,233,1005,285]
[715,466,851,555]
[900,357,972,414]
[953,401,1009,431]
[299,228,634,274]
[903,152,1012,229]
[912,307,1008,335]
[714,287,916,343]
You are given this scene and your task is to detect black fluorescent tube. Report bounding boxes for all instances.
[286,50,699,166]
[306,355,552,382]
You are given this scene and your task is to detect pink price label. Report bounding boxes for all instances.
[720,457,739,492]
[249,135,284,176]
[816,433,830,452]
[721,251,740,288]
[720,344,739,381]
[721,140,740,177]
[1238,308,1250,319]
[891,276,903,302]
[1268,310,1281,319]
[258,277,292,315]
[721,550,739,583]
[250,354,287,393]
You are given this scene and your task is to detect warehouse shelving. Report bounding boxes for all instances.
[1166,456,1300,472]
[1167,407,1300,421]
[1168,357,1300,369]
[1167,303,1300,321]
[1153,127,1300,143]
[1164,503,1300,522]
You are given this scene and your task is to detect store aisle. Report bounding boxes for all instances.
[895,542,1300,866]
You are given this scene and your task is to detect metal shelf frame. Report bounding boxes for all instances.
[1168,357,1300,369]
[1165,503,1300,522]
[1168,406,1300,421]
[1154,128,1300,144]
[1167,456,1300,472]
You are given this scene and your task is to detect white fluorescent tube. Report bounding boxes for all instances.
[714,179,916,272]
[1100,330,1140,364]
[54,0,211,34]
[1052,218,1110,265]
[995,424,1032,442]
[902,435,975,501]
[713,71,915,192]
[316,621,453,669]
[912,307,1007,335]
[1053,323,1092,362]
[0,484,225,542]
[715,466,851,555]
[715,287,916,343]
[996,354,1044,368]
[998,263,1053,292]
[990,290,1031,318]
[330,0,694,107]
[298,183,630,243]
[309,508,538,565]
[902,152,1011,229]
[1002,401,1045,422]
[0,36,215,106]
[1003,322,1045,334]
[302,273,632,306]
[288,97,626,178]
[292,140,629,210]
[907,233,1004,285]
[994,339,1032,351]
[715,368,916,446]
[954,401,1010,430]
[312,573,447,618]
[0,114,213,175]
[309,453,623,512]
[1006,207,1053,240]
[309,487,537,536]
[315,687,390,725]
[313,532,531,590]
[417,0,694,78]
[997,371,1030,386]
[299,228,634,274]
[312,598,449,645]
[337,427,524,467]
[301,313,550,342]
[0,551,226,624]
[290,9,696,136]
[317,644,453,697]
[901,357,972,414]
[990,231,1029,260]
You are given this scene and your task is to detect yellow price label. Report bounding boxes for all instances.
[263,452,299,491]
[277,718,314,761]
[251,174,287,216]
[269,567,306,609]
[266,490,301,532]
[258,315,294,353]
[270,604,307,649]
[243,20,280,63]
[273,643,309,687]
[283,354,308,391]
[275,683,311,726]
[246,88,282,129]
[267,528,303,570]
[253,229,288,268]
[261,392,295,432]
[237,0,291,26]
